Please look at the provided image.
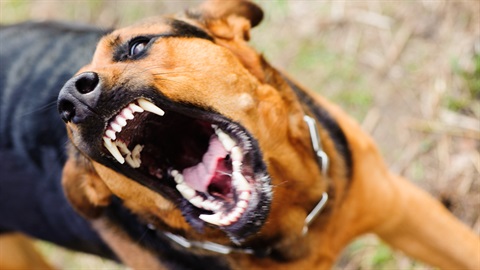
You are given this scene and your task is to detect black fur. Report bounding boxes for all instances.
[0,21,115,258]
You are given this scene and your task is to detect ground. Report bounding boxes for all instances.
[1,0,478,269]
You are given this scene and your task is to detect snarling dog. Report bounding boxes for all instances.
[57,0,480,269]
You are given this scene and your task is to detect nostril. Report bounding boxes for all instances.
[58,99,76,123]
[75,72,99,94]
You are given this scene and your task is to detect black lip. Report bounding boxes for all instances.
[77,88,272,242]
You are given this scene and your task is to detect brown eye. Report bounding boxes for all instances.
[129,40,148,57]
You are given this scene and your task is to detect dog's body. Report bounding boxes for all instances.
[0,21,115,257]
[1,1,479,269]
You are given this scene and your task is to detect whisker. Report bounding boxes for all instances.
[19,101,57,116]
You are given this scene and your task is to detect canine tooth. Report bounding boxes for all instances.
[233,171,250,192]
[105,129,116,140]
[216,130,236,151]
[171,170,179,177]
[138,98,165,116]
[110,122,122,133]
[231,146,243,162]
[103,137,125,164]
[199,212,223,226]
[176,184,196,200]
[121,108,135,120]
[129,103,144,113]
[115,115,127,127]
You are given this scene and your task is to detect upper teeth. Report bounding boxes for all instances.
[103,98,164,165]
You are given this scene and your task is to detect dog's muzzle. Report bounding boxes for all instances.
[58,72,101,124]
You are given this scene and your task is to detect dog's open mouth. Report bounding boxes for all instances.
[99,97,271,239]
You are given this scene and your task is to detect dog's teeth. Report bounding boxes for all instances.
[115,115,127,127]
[129,103,144,113]
[233,171,250,192]
[116,141,130,155]
[125,155,140,168]
[239,191,251,201]
[138,98,165,117]
[105,129,116,140]
[209,201,221,211]
[227,211,241,223]
[232,160,242,172]
[110,122,122,133]
[189,196,203,208]
[176,184,196,200]
[103,137,125,164]
[121,108,135,120]
[231,146,243,162]
[173,173,184,184]
[201,201,211,211]
[131,144,143,158]
[219,216,232,226]
[215,128,236,151]
[237,200,248,209]
[199,212,222,226]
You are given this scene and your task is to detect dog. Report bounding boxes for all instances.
[3,0,478,268]
[56,0,480,269]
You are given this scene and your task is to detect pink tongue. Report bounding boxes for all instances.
[182,136,228,192]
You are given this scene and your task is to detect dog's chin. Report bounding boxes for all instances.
[91,91,272,242]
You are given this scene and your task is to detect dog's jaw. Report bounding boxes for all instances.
[66,87,273,242]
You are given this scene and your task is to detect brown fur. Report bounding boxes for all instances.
[0,233,54,270]
[61,0,480,269]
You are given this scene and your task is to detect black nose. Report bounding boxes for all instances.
[58,72,100,123]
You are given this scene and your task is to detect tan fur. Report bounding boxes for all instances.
[62,0,480,269]
[0,233,54,270]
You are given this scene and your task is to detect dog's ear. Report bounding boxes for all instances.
[187,0,266,80]
[189,0,263,41]
[62,148,112,219]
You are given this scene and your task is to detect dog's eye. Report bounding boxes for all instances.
[130,41,146,56]
[129,38,150,57]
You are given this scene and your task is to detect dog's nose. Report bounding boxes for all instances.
[58,72,101,123]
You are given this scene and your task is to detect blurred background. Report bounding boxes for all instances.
[1,0,478,269]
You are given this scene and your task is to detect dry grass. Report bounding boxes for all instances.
[1,0,478,269]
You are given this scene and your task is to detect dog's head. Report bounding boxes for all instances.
[58,0,327,253]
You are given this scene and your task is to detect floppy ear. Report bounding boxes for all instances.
[187,0,266,80]
[189,0,263,41]
[62,148,112,219]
